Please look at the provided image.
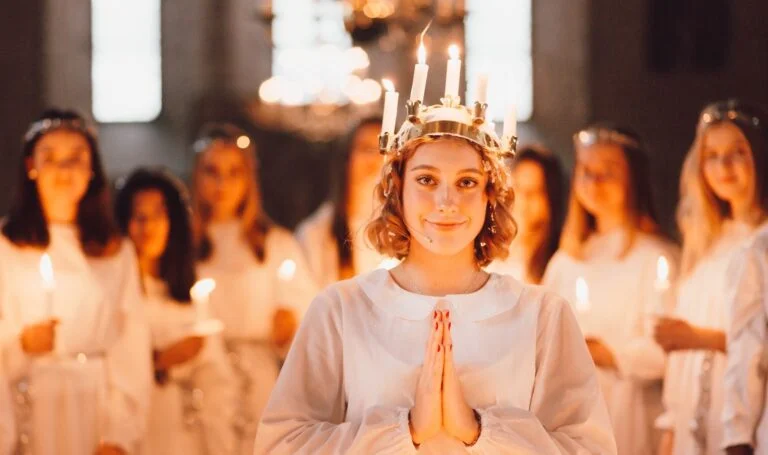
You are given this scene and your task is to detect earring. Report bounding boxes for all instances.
[489,208,498,234]
[28,169,38,180]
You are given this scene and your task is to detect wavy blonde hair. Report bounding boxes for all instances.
[365,136,517,267]
[191,123,271,262]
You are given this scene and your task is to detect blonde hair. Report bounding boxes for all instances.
[560,125,659,260]
[191,123,271,262]
[365,136,517,267]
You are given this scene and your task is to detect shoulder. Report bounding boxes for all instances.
[295,203,334,239]
[634,233,680,258]
[266,224,302,249]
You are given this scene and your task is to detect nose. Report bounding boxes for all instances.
[436,183,458,214]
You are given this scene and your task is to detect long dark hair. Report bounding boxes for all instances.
[2,108,121,256]
[330,116,382,279]
[511,145,566,283]
[115,168,197,303]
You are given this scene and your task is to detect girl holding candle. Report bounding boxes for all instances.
[115,168,237,454]
[654,100,768,455]
[295,116,398,287]
[191,123,318,455]
[0,109,151,455]
[486,145,566,284]
[255,83,616,453]
[542,123,679,455]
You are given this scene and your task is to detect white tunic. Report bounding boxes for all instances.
[722,221,768,453]
[542,230,679,455]
[141,276,237,455]
[295,202,394,287]
[197,221,319,455]
[659,221,754,455]
[254,268,617,454]
[0,225,152,454]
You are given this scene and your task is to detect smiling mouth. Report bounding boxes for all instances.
[426,220,467,230]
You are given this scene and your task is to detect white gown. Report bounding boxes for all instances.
[254,268,617,454]
[141,276,237,455]
[542,230,679,455]
[659,221,754,455]
[722,221,768,454]
[295,202,395,287]
[197,221,319,455]
[0,224,151,454]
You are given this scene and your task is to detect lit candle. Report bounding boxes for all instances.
[39,253,55,319]
[277,259,297,282]
[575,276,591,313]
[190,278,216,323]
[654,256,670,291]
[473,73,489,105]
[502,103,517,140]
[381,79,399,137]
[410,38,429,102]
[444,44,461,99]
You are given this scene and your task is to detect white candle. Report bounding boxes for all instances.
[473,73,489,105]
[39,253,55,319]
[190,278,216,323]
[381,79,399,136]
[410,42,429,102]
[277,259,297,282]
[575,276,591,313]
[502,103,517,139]
[444,44,461,98]
[654,256,670,291]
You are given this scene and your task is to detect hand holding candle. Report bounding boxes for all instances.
[190,278,216,324]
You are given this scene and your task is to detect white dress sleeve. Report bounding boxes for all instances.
[196,334,238,455]
[466,292,617,455]
[0,241,31,383]
[722,244,768,449]
[100,245,153,451]
[254,292,419,455]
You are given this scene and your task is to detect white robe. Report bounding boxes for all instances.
[542,230,679,455]
[659,221,754,455]
[294,202,395,287]
[722,221,768,453]
[141,276,238,455]
[0,224,151,454]
[197,221,318,455]
[254,268,617,454]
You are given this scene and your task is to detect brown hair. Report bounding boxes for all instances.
[560,123,659,260]
[191,123,272,262]
[2,108,121,257]
[677,100,768,274]
[365,136,517,267]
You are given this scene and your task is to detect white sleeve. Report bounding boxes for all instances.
[466,293,617,454]
[101,246,153,452]
[254,292,419,455]
[196,334,238,455]
[0,373,16,455]
[0,244,31,383]
[722,244,768,449]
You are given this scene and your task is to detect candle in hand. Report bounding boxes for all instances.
[654,256,670,291]
[444,44,461,99]
[190,278,216,323]
[277,259,297,282]
[381,79,399,136]
[39,253,55,319]
[410,26,430,102]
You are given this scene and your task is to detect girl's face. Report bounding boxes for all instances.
[573,143,631,219]
[701,122,756,208]
[128,188,170,262]
[402,139,488,257]
[511,160,550,236]
[29,130,93,217]
[197,142,250,219]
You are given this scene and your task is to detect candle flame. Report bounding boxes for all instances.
[575,277,590,312]
[382,78,395,92]
[656,256,669,282]
[39,253,55,290]
[417,20,431,64]
[278,259,297,281]
[448,44,460,60]
[190,278,216,301]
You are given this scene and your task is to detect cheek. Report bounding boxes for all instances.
[734,162,755,189]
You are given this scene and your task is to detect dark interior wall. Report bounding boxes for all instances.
[589,0,768,235]
[0,1,46,214]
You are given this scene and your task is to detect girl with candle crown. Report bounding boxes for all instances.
[296,116,396,287]
[654,99,768,455]
[190,122,318,455]
[255,66,616,453]
[0,109,151,455]
[115,167,237,454]
[542,122,679,455]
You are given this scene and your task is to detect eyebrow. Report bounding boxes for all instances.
[409,164,484,175]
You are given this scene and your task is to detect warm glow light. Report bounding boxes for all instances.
[448,44,460,60]
[236,135,251,149]
[575,277,591,312]
[190,278,216,302]
[258,77,282,104]
[378,258,400,270]
[657,256,669,282]
[39,254,55,290]
[382,79,395,92]
[278,259,297,282]
[417,43,426,65]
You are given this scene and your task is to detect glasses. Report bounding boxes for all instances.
[573,127,640,149]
